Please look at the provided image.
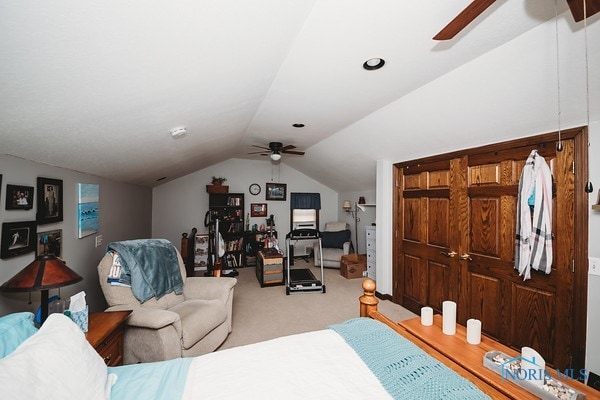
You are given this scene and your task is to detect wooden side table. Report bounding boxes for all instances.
[86,310,131,366]
[256,250,284,287]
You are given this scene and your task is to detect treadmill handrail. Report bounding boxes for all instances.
[286,228,321,239]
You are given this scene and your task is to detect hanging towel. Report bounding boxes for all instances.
[514,150,553,280]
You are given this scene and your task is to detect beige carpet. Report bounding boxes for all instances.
[218,262,416,351]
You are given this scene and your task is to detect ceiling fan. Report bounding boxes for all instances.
[248,142,305,161]
[434,0,600,40]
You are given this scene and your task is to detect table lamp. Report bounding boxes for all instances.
[0,254,82,324]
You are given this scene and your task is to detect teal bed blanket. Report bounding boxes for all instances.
[109,358,192,400]
[330,318,489,399]
[108,318,488,400]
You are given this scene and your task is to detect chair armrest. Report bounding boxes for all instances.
[126,308,181,330]
[343,241,351,254]
[183,277,237,303]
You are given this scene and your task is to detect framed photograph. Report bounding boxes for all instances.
[1,221,36,259]
[36,177,63,224]
[251,203,267,217]
[37,229,62,257]
[78,183,99,238]
[265,183,287,201]
[5,184,34,210]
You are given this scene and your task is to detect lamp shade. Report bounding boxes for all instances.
[1,255,82,325]
[0,255,82,292]
[342,200,351,210]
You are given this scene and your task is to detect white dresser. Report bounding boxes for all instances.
[365,226,376,280]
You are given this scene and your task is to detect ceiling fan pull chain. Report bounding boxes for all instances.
[555,0,563,152]
[583,0,593,193]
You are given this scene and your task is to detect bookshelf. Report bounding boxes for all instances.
[208,193,245,273]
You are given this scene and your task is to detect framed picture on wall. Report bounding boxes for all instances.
[77,183,100,239]
[1,221,36,259]
[250,203,267,217]
[36,229,62,257]
[265,183,287,201]
[5,184,34,210]
[36,177,63,224]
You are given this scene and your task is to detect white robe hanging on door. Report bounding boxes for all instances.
[514,150,553,281]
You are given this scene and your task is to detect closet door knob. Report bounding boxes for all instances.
[440,251,457,258]
[460,253,472,261]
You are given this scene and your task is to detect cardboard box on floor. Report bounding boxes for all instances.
[340,254,367,279]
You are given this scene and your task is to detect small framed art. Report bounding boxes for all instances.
[265,183,287,201]
[5,184,34,210]
[1,221,37,259]
[37,229,62,257]
[36,177,63,224]
[250,203,267,217]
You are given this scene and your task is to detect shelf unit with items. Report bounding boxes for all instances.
[207,193,245,276]
[244,230,278,267]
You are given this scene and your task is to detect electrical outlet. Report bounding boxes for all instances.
[590,257,600,276]
[95,235,103,248]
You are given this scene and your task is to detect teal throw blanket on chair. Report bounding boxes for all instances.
[107,239,183,303]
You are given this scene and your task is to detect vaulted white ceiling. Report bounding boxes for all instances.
[0,0,583,191]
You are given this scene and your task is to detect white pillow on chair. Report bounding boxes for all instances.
[0,313,115,400]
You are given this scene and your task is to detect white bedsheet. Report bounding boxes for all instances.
[182,329,392,399]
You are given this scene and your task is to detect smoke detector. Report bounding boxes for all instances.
[170,127,187,139]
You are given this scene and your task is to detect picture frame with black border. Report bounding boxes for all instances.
[1,221,37,259]
[5,184,34,210]
[265,183,287,201]
[36,177,63,224]
[36,229,62,257]
[250,203,267,217]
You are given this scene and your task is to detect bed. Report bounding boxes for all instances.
[0,280,595,400]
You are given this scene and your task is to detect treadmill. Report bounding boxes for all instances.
[285,229,325,295]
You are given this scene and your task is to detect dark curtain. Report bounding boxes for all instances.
[290,193,321,210]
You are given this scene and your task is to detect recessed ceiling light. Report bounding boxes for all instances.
[363,58,385,70]
[170,127,187,139]
[292,123,305,128]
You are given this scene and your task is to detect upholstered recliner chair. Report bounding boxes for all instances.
[97,240,236,364]
[313,222,352,268]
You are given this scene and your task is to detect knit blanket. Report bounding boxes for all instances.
[329,318,490,400]
[107,239,183,303]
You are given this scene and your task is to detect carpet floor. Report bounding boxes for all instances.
[217,261,416,351]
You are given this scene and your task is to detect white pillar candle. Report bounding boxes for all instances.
[421,306,433,326]
[442,301,456,335]
[466,319,482,345]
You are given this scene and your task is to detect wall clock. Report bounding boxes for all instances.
[249,183,261,196]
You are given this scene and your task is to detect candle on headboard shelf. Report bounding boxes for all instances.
[442,301,456,335]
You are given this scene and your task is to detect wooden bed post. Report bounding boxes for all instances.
[359,278,378,317]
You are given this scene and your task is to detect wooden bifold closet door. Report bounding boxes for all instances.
[393,128,589,371]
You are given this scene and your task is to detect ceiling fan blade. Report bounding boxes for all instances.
[280,145,297,151]
[251,144,271,150]
[433,0,496,41]
[248,151,269,155]
[566,0,600,22]
[281,150,305,155]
